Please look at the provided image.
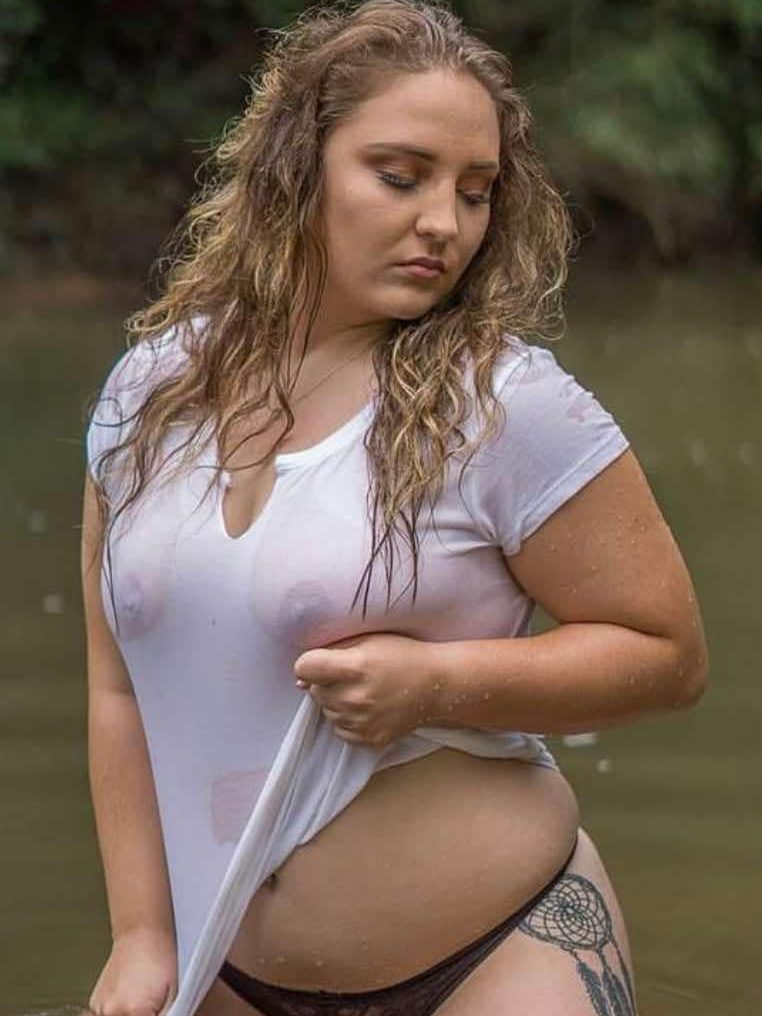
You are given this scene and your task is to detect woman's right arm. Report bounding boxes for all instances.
[81,472,178,1016]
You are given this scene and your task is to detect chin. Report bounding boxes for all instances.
[382,292,444,322]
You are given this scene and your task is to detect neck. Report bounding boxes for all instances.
[289,318,388,366]
[287,274,391,363]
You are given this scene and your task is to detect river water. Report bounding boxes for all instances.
[2,265,760,1015]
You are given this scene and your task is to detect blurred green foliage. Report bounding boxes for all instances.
[1,0,759,273]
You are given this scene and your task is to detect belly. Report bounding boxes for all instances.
[226,747,579,991]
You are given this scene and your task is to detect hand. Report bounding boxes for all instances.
[87,926,177,1016]
[293,631,441,748]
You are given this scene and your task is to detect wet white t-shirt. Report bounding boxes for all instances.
[85,323,630,1015]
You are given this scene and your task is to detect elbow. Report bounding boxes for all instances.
[668,641,709,710]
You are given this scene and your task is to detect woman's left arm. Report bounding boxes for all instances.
[425,449,709,734]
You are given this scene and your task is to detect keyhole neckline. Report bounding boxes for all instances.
[209,395,376,542]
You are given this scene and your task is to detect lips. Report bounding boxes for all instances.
[399,257,445,273]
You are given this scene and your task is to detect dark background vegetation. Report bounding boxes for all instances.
[1,0,760,281]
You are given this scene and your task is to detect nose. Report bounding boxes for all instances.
[414,180,459,243]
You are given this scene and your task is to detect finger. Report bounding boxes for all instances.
[295,648,358,686]
[334,726,367,744]
[158,982,178,1016]
[294,648,334,682]
[321,706,340,721]
[309,685,346,711]
[299,672,347,688]
[323,707,356,728]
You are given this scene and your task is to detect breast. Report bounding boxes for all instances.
[245,450,532,655]
[102,482,184,641]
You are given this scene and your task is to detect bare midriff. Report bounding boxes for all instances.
[226,747,580,991]
[220,355,579,991]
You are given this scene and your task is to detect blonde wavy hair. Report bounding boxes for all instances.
[87,0,573,622]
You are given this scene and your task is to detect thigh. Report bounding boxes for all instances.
[194,974,266,1016]
[434,827,638,1015]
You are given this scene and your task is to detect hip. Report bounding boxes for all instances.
[227,746,580,991]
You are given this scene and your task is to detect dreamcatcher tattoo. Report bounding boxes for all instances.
[519,872,636,1015]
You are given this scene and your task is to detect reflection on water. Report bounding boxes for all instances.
[2,266,760,1016]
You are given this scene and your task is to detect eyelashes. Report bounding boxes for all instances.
[377,171,492,207]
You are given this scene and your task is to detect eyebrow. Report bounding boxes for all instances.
[362,142,498,172]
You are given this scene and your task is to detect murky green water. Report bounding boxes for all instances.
[2,266,760,1015]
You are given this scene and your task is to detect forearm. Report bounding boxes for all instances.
[424,621,707,734]
[88,689,176,945]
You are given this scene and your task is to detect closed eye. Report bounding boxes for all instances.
[377,171,491,207]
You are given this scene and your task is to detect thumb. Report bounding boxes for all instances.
[294,648,320,679]
[294,647,338,682]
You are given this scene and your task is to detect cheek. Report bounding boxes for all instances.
[466,209,491,251]
[457,220,490,277]
[323,174,396,253]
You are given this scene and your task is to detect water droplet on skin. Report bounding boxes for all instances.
[314,959,325,967]
[482,692,491,700]
[275,955,286,964]
[432,682,442,691]
[446,705,453,712]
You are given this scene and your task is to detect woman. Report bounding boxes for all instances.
[81,2,708,1015]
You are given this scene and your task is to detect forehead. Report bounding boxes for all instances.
[329,68,500,162]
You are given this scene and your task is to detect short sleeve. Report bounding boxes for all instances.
[85,344,146,485]
[84,324,192,491]
[467,342,631,556]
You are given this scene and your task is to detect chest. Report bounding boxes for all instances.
[103,381,532,654]
[218,362,377,540]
